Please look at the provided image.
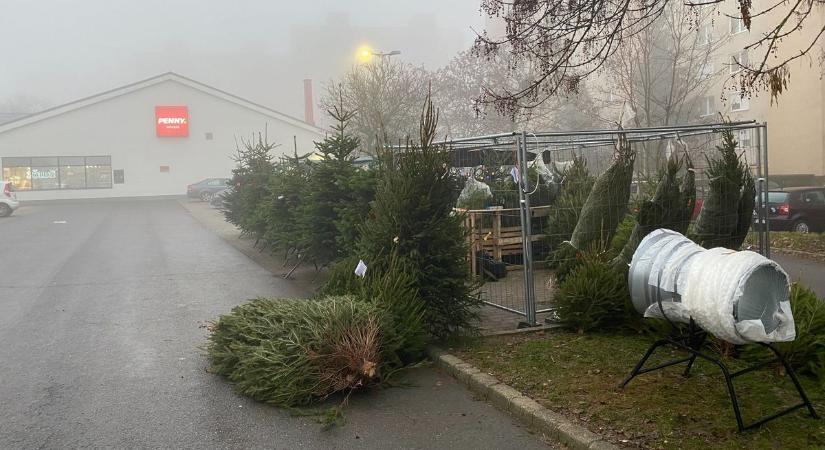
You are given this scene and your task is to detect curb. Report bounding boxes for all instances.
[428,347,619,450]
[772,247,825,262]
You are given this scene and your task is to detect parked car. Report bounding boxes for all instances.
[756,187,825,233]
[0,181,20,217]
[209,188,231,209]
[186,178,230,201]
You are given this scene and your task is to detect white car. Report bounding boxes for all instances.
[0,181,20,217]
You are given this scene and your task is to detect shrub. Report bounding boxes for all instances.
[334,167,378,258]
[296,100,375,267]
[357,95,480,339]
[570,135,635,252]
[550,243,580,285]
[258,153,311,256]
[693,126,755,250]
[319,256,364,298]
[612,152,695,269]
[555,253,632,333]
[546,155,594,261]
[207,296,415,407]
[609,215,636,258]
[223,134,276,239]
[320,254,428,364]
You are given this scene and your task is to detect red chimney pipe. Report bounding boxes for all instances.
[303,79,315,126]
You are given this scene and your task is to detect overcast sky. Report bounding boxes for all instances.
[0,0,484,119]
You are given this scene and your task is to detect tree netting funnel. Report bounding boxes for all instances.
[628,229,796,344]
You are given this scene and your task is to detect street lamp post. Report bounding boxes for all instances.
[356,46,401,63]
[371,50,401,60]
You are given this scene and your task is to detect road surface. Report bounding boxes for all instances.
[0,199,549,449]
[772,253,825,297]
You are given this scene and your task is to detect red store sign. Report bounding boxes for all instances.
[155,105,189,137]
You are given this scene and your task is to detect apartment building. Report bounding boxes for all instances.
[666,4,825,184]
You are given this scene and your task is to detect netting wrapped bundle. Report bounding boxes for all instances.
[569,136,635,251]
[456,177,493,209]
[629,229,796,344]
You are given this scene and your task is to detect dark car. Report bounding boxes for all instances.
[758,187,825,233]
[186,178,230,201]
[209,187,231,209]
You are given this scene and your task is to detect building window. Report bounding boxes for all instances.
[0,156,112,191]
[698,24,713,46]
[698,62,714,80]
[59,156,86,189]
[730,91,750,111]
[85,156,113,188]
[3,166,31,190]
[737,129,753,149]
[700,95,716,117]
[729,50,749,74]
[730,16,746,35]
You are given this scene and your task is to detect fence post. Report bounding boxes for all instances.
[755,125,765,256]
[762,123,771,259]
[517,131,537,326]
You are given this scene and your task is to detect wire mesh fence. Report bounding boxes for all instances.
[443,122,769,327]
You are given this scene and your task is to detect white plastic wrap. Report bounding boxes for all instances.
[457,177,493,207]
[629,229,796,344]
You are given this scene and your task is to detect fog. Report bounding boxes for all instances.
[0,0,483,118]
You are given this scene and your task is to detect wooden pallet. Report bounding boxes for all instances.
[458,206,551,275]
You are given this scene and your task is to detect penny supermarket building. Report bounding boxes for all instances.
[0,72,323,201]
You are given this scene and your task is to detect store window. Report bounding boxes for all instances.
[85,156,113,188]
[2,157,33,190]
[59,156,86,189]
[0,156,112,190]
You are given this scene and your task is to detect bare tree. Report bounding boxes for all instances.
[433,50,600,138]
[433,51,519,137]
[322,59,430,153]
[601,3,725,127]
[474,0,825,113]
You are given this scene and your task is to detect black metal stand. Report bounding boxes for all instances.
[620,319,819,431]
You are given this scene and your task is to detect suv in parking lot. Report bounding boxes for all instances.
[0,181,20,217]
[760,187,825,233]
[186,178,230,202]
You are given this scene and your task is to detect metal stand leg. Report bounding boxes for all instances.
[619,339,669,388]
[765,343,820,421]
[621,325,819,432]
[682,332,707,377]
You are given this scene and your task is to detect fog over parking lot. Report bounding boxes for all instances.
[0,0,482,121]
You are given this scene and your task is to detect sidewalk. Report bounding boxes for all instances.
[178,199,556,449]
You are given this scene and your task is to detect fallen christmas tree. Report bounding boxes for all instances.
[207,295,421,407]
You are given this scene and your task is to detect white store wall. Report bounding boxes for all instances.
[0,74,324,201]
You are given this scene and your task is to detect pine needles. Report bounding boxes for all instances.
[693,127,755,249]
[569,134,636,252]
[207,296,409,407]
